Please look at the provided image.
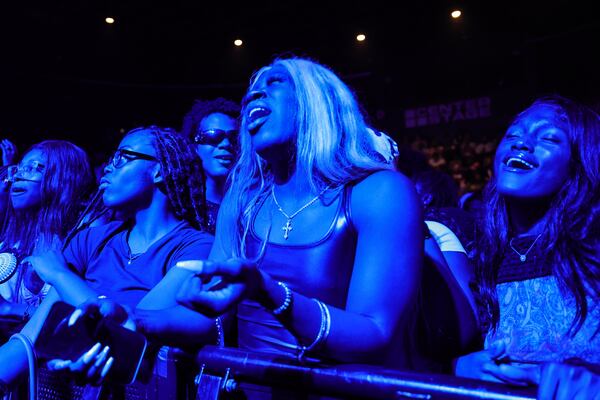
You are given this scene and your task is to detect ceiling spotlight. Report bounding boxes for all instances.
[105,17,115,24]
[234,39,243,47]
[451,10,462,19]
[356,34,366,42]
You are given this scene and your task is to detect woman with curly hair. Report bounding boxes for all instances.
[455,95,600,398]
[181,97,240,233]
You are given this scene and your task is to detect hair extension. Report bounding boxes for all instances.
[219,56,393,259]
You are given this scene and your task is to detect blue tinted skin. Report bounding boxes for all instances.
[100,132,159,212]
[244,65,298,163]
[175,61,423,364]
[195,112,237,203]
[456,104,576,387]
[10,149,47,210]
[494,104,571,201]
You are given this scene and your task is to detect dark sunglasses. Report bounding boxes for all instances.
[193,129,238,146]
[108,149,158,169]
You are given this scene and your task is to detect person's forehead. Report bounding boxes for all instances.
[21,148,47,164]
[200,113,237,129]
[253,65,288,83]
[513,104,567,129]
[119,131,156,153]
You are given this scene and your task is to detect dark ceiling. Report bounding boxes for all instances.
[1,0,599,153]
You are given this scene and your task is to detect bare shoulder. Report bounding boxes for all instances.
[351,170,421,227]
[352,170,418,207]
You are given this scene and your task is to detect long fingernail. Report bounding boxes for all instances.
[94,346,110,367]
[82,343,102,364]
[175,260,203,272]
[68,309,83,327]
[100,357,114,378]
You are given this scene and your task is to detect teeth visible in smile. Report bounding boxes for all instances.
[506,157,534,169]
[248,107,270,123]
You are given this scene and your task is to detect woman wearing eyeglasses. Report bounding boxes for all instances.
[181,97,240,233]
[0,140,94,328]
[0,127,219,389]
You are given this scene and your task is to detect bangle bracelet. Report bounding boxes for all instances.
[272,281,292,315]
[297,299,330,362]
[215,317,224,347]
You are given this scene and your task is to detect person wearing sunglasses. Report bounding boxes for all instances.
[181,97,240,233]
[0,141,95,331]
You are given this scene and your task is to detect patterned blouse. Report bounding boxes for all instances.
[485,235,600,364]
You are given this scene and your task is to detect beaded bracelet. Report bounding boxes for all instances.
[297,299,331,362]
[215,317,224,347]
[272,281,292,315]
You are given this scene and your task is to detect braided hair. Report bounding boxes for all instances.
[69,126,210,242]
[144,126,209,231]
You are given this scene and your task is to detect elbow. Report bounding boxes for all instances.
[331,323,392,364]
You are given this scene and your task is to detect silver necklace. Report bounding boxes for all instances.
[509,234,542,263]
[125,229,143,265]
[271,185,329,240]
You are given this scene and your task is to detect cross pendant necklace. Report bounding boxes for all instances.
[271,185,330,240]
[282,219,293,240]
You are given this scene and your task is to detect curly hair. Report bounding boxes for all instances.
[475,95,600,335]
[180,98,241,140]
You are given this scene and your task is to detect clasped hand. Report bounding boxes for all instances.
[175,259,265,316]
[455,341,600,399]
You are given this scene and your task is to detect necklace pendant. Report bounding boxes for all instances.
[520,254,526,262]
[282,219,293,240]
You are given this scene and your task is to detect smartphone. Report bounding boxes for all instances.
[35,301,147,384]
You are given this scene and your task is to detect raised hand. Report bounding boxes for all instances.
[0,139,17,166]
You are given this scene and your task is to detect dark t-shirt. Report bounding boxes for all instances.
[63,220,213,309]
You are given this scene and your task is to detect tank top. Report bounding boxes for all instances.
[237,185,357,357]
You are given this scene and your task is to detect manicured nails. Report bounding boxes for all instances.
[100,357,114,378]
[94,346,110,367]
[82,343,102,364]
[175,260,204,273]
[68,309,83,327]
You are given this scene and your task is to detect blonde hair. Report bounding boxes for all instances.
[220,57,392,258]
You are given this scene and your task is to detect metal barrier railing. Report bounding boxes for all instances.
[195,346,537,400]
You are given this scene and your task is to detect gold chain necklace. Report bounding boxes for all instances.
[271,185,329,240]
[509,234,542,263]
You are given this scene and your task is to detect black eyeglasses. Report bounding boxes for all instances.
[108,149,158,169]
[193,129,238,146]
